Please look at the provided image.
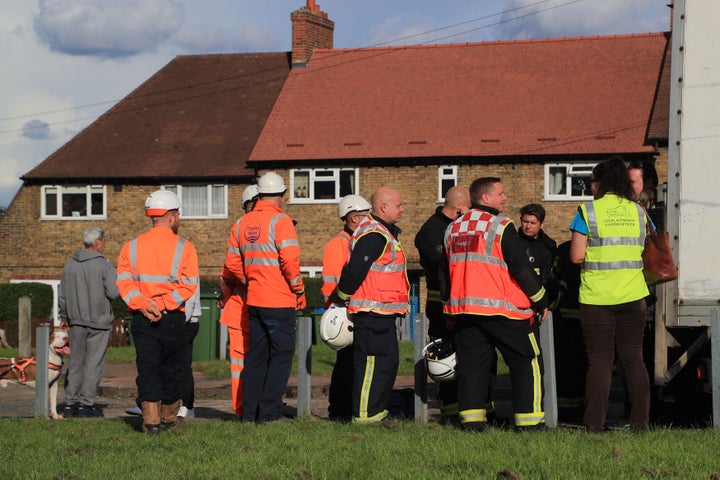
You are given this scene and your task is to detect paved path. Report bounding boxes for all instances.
[0,362,423,421]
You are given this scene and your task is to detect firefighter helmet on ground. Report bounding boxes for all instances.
[145,190,181,217]
[242,185,260,209]
[338,194,371,219]
[257,172,286,195]
[320,304,353,350]
[422,337,456,382]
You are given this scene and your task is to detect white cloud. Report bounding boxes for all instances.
[497,0,670,39]
[34,0,185,57]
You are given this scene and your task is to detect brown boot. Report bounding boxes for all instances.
[161,400,182,431]
[141,401,162,435]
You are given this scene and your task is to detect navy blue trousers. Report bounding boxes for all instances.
[243,306,296,423]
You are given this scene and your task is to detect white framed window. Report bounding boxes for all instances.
[544,163,596,201]
[164,184,227,219]
[289,168,358,203]
[41,185,106,219]
[438,165,457,201]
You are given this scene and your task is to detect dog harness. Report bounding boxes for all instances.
[1,357,61,385]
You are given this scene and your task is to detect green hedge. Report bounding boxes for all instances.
[0,283,54,321]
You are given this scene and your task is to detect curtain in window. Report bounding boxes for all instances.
[184,185,207,216]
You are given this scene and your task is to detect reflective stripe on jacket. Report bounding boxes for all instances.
[116,226,199,312]
[233,199,304,308]
[321,230,352,305]
[348,216,409,315]
[579,194,649,305]
[443,209,533,320]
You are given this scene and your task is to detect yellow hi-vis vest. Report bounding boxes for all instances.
[579,194,649,305]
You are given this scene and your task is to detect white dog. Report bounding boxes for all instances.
[0,330,71,419]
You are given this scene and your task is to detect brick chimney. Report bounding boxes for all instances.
[291,0,334,66]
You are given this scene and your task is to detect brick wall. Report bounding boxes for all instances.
[0,149,668,283]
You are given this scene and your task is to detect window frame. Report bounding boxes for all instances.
[41,184,107,220]
[543,162,596,201]
[437,165,458,202]
[162,184,228,219]
[289,168,360,204]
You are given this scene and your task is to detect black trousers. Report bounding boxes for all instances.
[131,311,187,404]
[181,322,199,409]
[352,313,399,423]
[455,315,543,428]
[328,344,354,420]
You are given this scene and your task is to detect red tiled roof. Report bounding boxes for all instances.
[23,53,291,182]
[250,33,668,162]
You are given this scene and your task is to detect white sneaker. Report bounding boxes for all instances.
[178,406,195,418]
[125,406,142,416]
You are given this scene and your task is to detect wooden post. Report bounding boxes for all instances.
[34,324,50,419]
[18,296,32,358]
[540,312,558,428]
[413,312,428,423]
[296,316,312,417]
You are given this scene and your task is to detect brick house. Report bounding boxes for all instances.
[0,1,669,303]
[250,31,671,276]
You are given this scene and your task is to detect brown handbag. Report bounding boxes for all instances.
[642,220,678,286]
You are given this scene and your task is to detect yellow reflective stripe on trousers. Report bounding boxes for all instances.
[358,355,375,421]
[459,409,487,424]
[529,332,543,417]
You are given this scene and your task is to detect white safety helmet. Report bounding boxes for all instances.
[422,337,456,382]
[242,184,260,209]
[257,171,286,195]
[145,190,181,217]
[320,305,354,350]
[338,194,371,219]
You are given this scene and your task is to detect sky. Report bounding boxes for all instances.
[0,0,671,207]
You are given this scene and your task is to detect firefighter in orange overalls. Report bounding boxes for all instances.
[227,172,306,423]
[217,184,259,419]
[117,190,199,434]
[321,194,371,422]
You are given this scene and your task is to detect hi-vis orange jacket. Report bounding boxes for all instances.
[226,199,304,308]
[220,218,250,330]
[117,226,199,313]
[443,209,536,320]
[321,229,352,306]
[347,216,409,315]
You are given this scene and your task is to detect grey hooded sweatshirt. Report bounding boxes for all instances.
[59,249,120,330]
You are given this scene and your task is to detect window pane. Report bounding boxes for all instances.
[211,186,225,215]
[293,171,309,198]
[183,185,207,216]
[339,170,355,197]
[62,186,87,217]
[441,178,455,197]
[91,192,103,215]
[315,170,334,178]
[549,167,567,195]
[571,176,592,197]
[314,180,335,200]
[45,188,57,216]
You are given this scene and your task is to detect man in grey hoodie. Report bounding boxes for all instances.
[59,226,119,418]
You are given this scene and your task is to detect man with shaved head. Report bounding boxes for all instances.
[332,187,410,424]
[415,186,470,423]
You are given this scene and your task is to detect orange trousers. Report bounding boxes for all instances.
[228,326,249,418]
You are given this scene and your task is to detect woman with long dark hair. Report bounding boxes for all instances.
[569,157,650,432]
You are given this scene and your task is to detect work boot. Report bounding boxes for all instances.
[161,400,182,431]
[141,401,162,435]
